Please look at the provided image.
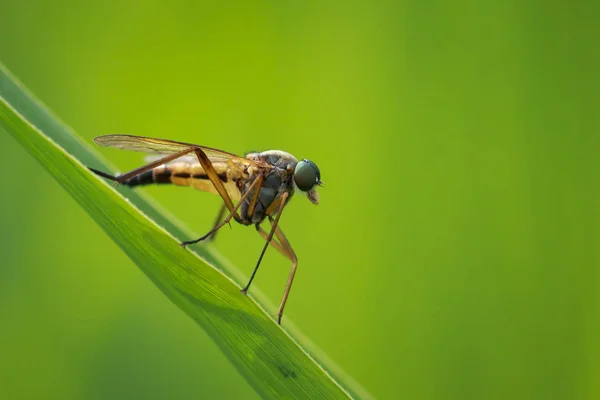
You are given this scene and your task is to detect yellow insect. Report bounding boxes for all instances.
[90,134,323,324]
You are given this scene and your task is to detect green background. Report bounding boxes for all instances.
[0,1,597,399]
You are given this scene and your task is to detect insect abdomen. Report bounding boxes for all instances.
[124,166,206,188]
[123,164,241,201]
[124,168,172,187]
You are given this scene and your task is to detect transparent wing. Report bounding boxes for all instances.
[94,134,256,167]
[144,154,198,165]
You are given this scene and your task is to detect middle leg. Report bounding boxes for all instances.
[181,175,264,246]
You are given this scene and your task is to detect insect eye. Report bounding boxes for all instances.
[294,159,319,192]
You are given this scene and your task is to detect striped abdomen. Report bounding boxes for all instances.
[124,162,242,201]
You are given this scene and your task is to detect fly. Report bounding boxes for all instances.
[89,134,323,324]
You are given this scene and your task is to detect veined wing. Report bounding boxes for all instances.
[94,134,256,167]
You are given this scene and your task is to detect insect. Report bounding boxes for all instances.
[89,134,323,324]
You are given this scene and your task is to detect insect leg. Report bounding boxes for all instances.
[180,175,264,246]
[268,219,299,325]
[255,224,290,259]
[89,149,197,187]
[241,192,289,300]
[246,176,262,218]
[113,148,198,183]
[192,147,238,214]
[205,204,227,242]
[256,220,300,323]
[113,146,245,217]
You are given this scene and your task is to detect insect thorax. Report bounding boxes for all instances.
[239,150,298,225]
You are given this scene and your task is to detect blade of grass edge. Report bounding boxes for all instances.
[0,89,353,400]
[0,66,372,399]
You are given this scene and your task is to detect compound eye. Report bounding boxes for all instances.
[294,160,318,191]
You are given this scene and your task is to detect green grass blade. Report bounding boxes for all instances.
[0,65,364,400]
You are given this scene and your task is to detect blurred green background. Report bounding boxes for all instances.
[1,1,598,399]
